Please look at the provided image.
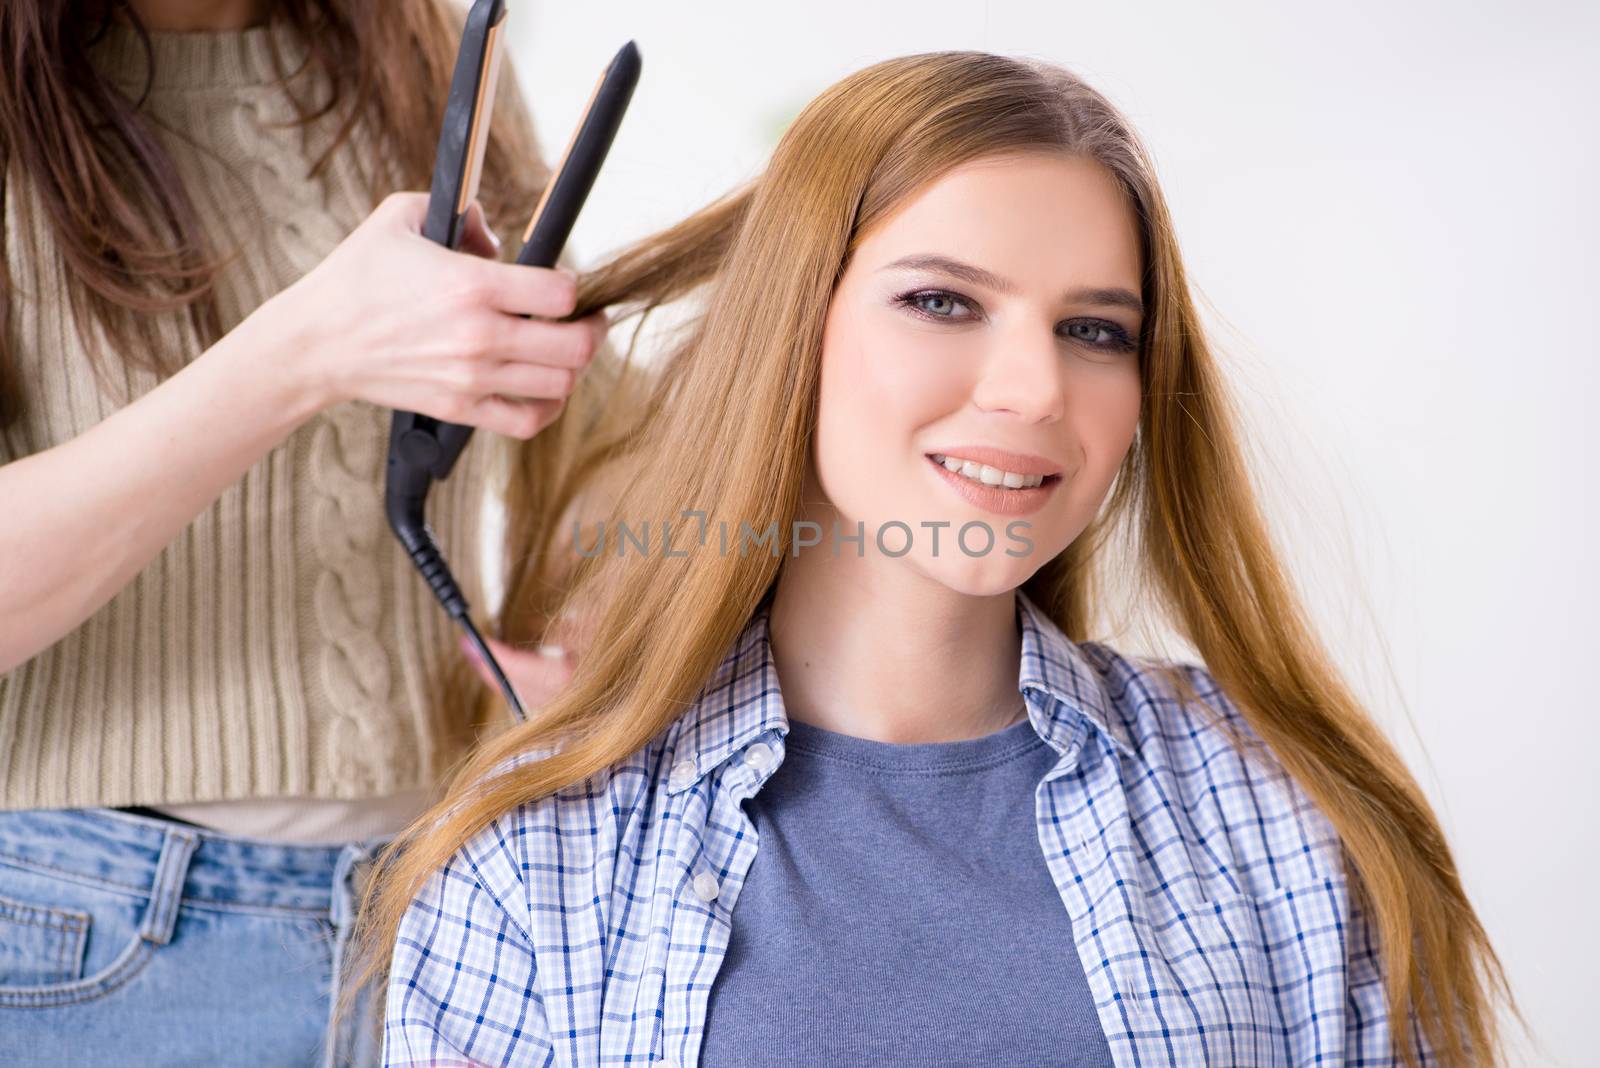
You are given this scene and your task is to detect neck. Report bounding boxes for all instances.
[123,0,268,31]
[767,496,1027,746]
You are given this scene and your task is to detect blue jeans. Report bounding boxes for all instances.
[0,807,387,1066]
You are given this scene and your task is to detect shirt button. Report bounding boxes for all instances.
[743,742,773,771]
[692,871,720,902]
[669,759,696,789]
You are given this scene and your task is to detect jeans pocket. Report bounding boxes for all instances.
[0,827,195,1008]
[0,892,90,986]
[0,861,154,1007]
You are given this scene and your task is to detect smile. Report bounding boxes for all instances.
[924,453,1062,517]
[929,453,1055,490]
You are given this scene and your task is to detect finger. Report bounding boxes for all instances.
[466,394,565,439]
[480,361,580,404]
[480,634,573,670]
[475,262,579,319]
[582,311,611,352]
[464,633,564,673]
[481,636,577,709]
[482,314,601,369]
[461,632,497,679]
[461,636,504,692]
[458,199,502,260]
[480,634,570,668]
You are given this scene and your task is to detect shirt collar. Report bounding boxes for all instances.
[1013,589,1140,761]
[663,589,1138,794]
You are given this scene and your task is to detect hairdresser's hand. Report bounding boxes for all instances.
[462,608,599,712]
[257,191,607,439]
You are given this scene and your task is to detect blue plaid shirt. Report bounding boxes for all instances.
[385,589,1436,1067]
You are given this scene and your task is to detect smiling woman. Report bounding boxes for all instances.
[350,49,1519,1068]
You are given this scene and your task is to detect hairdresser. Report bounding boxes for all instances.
[0,1,597,1063]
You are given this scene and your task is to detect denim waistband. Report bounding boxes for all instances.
[0,807,393,918]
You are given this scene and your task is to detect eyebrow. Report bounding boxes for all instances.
[879,253,1144,318]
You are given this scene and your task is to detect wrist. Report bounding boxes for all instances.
[243,289,340,419]
[213,298,334,437]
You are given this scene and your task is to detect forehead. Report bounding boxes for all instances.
[854,152,1142,288]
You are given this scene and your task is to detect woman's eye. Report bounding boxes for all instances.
[1062,320,1140,353]
[897,289,973,320]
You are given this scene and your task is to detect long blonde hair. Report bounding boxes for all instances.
[348,50,1518,1066]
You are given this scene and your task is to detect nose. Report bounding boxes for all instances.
[968,319,1065,424]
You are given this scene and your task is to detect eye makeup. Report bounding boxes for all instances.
[890,286,1140,354]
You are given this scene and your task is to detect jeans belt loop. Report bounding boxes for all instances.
[137,827,199,946]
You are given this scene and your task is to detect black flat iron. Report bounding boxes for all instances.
[385,0,639,721]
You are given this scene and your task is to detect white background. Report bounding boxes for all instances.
[493,2,1596,1063]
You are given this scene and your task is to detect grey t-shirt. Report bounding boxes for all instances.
[699,712,1116,1066]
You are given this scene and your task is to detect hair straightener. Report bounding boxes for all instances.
[385,0,640,723]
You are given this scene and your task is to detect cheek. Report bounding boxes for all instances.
[814,318,961,489]
[1064,362,1142,489]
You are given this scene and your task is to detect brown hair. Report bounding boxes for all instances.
[0,0,544,425]
[343,50,1517,1064]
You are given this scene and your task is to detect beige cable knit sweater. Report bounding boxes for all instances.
[0,19,507,813]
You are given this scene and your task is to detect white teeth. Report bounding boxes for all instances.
[930,454,1046,490]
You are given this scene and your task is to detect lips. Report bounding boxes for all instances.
[922,445,1063,478]
[924,453,1061,517]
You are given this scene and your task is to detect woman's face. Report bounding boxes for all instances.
[806,149,1145,596]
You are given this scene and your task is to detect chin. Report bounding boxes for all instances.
[913,554,1039,600]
